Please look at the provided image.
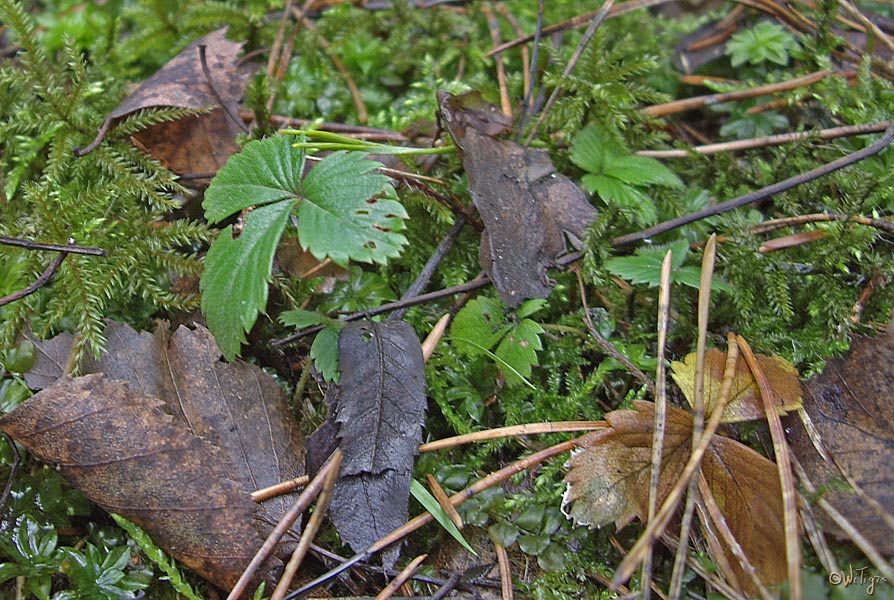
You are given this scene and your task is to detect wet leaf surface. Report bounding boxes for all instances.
[0,374,267,590]
[438,90,597,307]
[327,320,427,565]
[788,332,894,554]
[671,348,802,422]
[563,400,786,590]
[14,321,307,588]
[82,28,250,178]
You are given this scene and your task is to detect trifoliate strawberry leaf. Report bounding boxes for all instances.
[203,134,305,223]
[200,201,292,359]
[495,318,544,386]
[299,151,407,266]
[450,297,543,387]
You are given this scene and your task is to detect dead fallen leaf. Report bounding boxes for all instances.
[671,348,803,422]
[563,400,787,590]
[788,332,894,555]
[325,320,427,566]
[438,90,597,307]
[0,374,269,590]
[79,28,251,179]
[17,320,307,588]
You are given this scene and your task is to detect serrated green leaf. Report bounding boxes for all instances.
[583,174,657,225]
[203,134,305,223]
[495,318,544,386]
[602,155,683,188]
[606,252,678,286]
[299,151,407,266]
[515,298,547,319]
[200,201,293,360]
[450,296,511,353]
[569,125,607,173]
[280,308,333,329]
[310,326,340,382]
[410,479,477,556]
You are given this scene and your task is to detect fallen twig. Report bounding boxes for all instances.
[642,70,836,118]
[283,438,580,599]
[0,253,67,308]
[636,121,893,159]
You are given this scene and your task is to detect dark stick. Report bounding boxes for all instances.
[270,275,490,346]
[389,217,466,321]
[0,253,68,307]
[199,45,250,134]
[610,126,894,247]
[272,126,894,347]
[0,236,106,256]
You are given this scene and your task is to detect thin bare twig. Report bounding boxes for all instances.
[284,438,580,599]
[271,452,341,600]
[611,125,894,247]
[524,0,615,145]
[228,450,342,600]
[0,253,67,307]
[0,236,106,256]
[637,121,894,159]
[390,217,466,321]
[644,70,835,118]
[271,275,490,346]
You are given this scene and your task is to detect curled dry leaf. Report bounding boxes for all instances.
[671,347,802,422]
[80,28,251,178]
[563,400,787,590]
[788,332,894,555]
[438,90,597,307]
[16,320,306,589]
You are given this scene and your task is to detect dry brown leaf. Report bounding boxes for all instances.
[788,332,894,555]
[17,320,306,589]
[563,400,787,590]
[671,348,802,422]
[0,374,270,590]
[437,90,596,307]
[80,28,251,178]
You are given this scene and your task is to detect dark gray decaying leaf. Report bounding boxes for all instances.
[438,90,597,307]
[327,320,427,565]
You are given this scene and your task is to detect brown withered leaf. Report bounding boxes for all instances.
[80,28,251,178]
[438,90,597,307]
[25,320,305,532]
[0,374,267,590]
[563,400,786,590]
[671,348,803,422]
[788,332,894,555]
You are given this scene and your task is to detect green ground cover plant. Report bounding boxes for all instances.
[2,0,894,598]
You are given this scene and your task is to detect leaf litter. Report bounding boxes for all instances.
[563,400,788,591]
[78,28,251,179]
[9,320,306,590]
